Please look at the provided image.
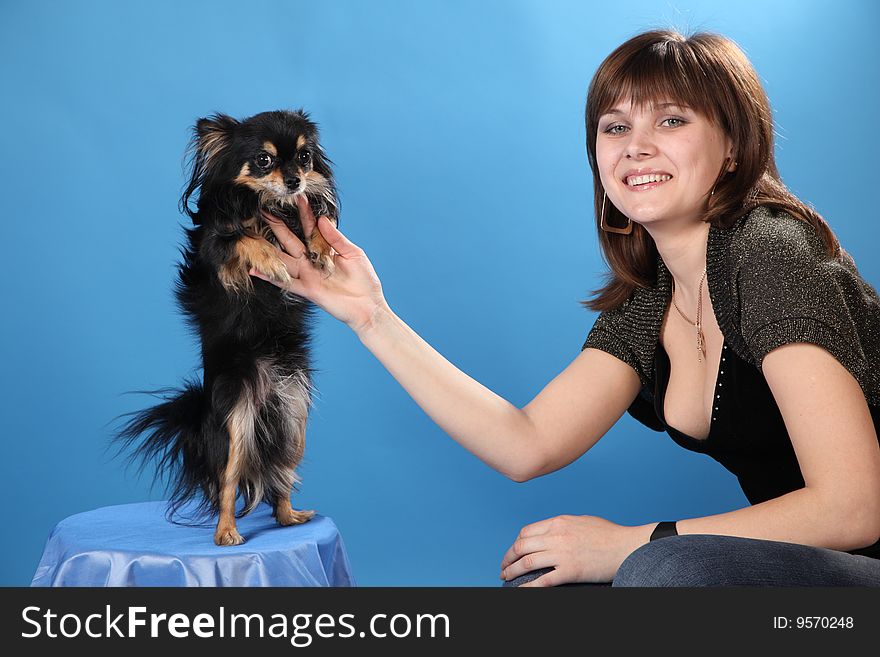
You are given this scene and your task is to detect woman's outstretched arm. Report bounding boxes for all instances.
[252,196,642,481]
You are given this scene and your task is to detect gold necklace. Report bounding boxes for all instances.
[671,267,707,362]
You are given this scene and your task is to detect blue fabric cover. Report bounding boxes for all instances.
[31,501,355,587]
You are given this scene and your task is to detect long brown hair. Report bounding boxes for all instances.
[583,30,840,312]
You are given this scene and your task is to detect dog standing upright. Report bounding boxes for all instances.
[117,110,339,545]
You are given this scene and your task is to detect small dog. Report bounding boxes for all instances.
[116,110,339,545]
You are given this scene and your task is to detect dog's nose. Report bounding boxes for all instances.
[285,176,301,190]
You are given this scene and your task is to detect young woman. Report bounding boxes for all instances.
[252,30,880,586]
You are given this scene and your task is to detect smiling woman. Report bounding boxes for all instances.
[571,30,880,587]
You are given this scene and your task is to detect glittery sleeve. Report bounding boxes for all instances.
[737,212,877,402]
[582,304,666,431]
[582,321,640,373]
[581,299,647,384]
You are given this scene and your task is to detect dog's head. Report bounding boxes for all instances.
[180,110,338,229]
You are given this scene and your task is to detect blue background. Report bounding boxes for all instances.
[1,0,878,586]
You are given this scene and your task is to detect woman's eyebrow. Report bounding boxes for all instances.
[653,102,690,111]
[601,102,691,117]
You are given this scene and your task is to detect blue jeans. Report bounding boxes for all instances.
[502,534,880,587]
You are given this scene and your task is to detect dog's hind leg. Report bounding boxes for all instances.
[275,495,315,526]
[271,376,314,527]
[272,439,315,526]
[275,477,315,526]
[214,416,247,546]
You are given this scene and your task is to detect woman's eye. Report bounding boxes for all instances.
[604,124,628,135]
[256,153,274,169]
[297,149,312,166]
[661,117,686,128]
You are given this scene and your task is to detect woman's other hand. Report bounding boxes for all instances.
[500,515,651,586]
[253,195,388,335]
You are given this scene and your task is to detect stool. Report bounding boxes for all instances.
[31,501,355,587]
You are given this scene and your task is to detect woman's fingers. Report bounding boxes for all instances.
[294,194,318,239]
[500,535,546,571]
[501,551,555,583]
[278,196,360,262]
[517,518,554,539]
[316,215,360,257]
[250,266,309,296]
[518,568,560,587]
[261,210,308,259]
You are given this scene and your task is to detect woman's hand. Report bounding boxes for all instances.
[252,195,388,335]
[500,515,648,586]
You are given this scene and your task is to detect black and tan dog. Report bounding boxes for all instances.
[116,110,338,545]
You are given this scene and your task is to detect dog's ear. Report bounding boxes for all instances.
[180,114,239,221]
[195,114,239,169]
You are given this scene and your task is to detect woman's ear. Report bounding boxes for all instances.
[725,145,738,173]
[724,137,737,172]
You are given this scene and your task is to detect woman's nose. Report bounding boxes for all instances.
[623,126,657,159]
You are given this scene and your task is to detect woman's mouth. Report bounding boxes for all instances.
[623,172,673,191]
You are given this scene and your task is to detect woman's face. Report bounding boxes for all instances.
[596,99,733,228]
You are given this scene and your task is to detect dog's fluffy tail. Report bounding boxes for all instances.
[113,378,221,521]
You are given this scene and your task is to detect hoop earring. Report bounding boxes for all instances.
[599,191,632,235]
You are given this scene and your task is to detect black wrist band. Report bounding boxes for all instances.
[649,521,678,541]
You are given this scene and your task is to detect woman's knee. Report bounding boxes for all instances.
[613,535,732,587]
[612,533,880,587]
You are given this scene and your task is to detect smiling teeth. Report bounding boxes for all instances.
[627,173,672,186]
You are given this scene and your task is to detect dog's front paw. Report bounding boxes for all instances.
[306,231,335,276]
[214,527,245,546]
[222,236,292,292]
[260,256,294,285]
[308,251,335,277]
[250,240,293,285]
[276,508,316,526]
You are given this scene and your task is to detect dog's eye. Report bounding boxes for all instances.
[256,153,274,169]
[297,149,311,166]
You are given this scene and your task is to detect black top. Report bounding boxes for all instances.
[640,338,880,560]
